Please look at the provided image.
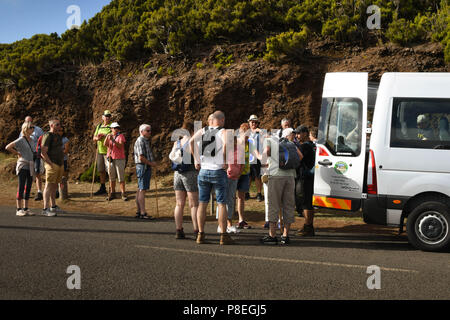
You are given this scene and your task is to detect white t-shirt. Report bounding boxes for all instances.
[198,127,225,171]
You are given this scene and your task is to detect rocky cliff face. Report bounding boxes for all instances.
[0,41,448,179]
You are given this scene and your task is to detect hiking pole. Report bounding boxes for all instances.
[153,169,159,218]
[90,146,98,198]
[107,155,112,201]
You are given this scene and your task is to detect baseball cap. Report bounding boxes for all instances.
[248,115,259,122]
[293,125,309,133]
[110,122,120,128]
[103,110,112,116]
[282,128,294,138]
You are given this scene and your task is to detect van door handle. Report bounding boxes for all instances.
[318,159,333,167]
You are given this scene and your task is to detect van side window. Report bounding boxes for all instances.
[318,98,363,156]
[390,98,450,149]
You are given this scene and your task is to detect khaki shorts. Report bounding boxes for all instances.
[106,159,126,182]
[44,163,64,184]
[267,176,296,224]
[96,153,108,173]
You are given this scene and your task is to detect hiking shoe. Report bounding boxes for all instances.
[34,192,43,201]
[196,232,205,244]
[237,221,251,229]
[263,221,270,229]
[256,193,264,202]
[220,233,234,245]
[280,236,290,245]
[42,208,56,217]
[23,208,35,216]
[260,235,278,245]
[121,194,128,201]
[50,206,64,214]
[106,193,116,201]
[176,229,186,239]
[16,209,26,217]
[245,192,250,200]
[297,224,315,237]
[93,187,107,196]
[227,226,240,234]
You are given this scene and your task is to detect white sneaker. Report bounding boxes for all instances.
[23,209,35,216]
[16,209,26,217]
[50,206,64,214]
[226,226,240,234]
[42,208,56,217]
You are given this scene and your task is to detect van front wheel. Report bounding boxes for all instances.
[406,201,450,252]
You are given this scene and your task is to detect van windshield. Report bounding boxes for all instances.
[318,98,363,156]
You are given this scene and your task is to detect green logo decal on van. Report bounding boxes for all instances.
[334,161,349,175]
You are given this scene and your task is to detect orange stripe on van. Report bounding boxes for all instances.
[313,196,352,210]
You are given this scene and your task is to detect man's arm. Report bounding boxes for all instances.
[40,145,54,168]
[190,129,202,170]
[139,155,157,167]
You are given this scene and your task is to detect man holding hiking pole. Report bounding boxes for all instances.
[134,124,158,219]
[92,110,112,196]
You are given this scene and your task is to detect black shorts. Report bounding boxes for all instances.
[250,161,261,179]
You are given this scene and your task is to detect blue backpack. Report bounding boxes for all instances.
[171,139,194,172]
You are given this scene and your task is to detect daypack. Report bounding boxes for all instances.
[201,126,223,157]
[227,147,243,180]
[278,139,301,170]
[171,139,194,172]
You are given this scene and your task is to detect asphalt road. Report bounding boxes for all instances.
[0,206,449,300]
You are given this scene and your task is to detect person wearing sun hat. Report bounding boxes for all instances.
[92,110,112,195]
[247,114,264,204]
[104,122,127,201]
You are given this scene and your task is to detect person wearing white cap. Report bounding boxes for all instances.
[255,128,302,245]
[416,114,434,140]
[247,114,264,203]
[92,110,112,195]
[104,122,127,201]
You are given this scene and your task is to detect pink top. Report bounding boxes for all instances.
[106,133,126,159]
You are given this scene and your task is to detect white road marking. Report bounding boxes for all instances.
[135,245,419,273]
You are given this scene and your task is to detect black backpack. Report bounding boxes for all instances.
[201,126,223,157]
[278,138,301,170]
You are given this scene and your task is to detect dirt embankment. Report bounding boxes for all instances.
[0,40,448,180]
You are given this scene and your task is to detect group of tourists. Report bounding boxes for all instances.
[169,110,318,245]
[6,109,318,245]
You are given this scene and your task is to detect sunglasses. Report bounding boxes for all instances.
[104,114,112,117]
[145,129,151,132]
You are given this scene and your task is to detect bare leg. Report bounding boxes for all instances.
[197,202,208,233]
[174,191,187,230]
[187,191,199,231]
[217,203,228,234]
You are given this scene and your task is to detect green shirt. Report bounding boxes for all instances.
[94,123,111,154]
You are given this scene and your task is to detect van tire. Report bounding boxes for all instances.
[406,201,450,252]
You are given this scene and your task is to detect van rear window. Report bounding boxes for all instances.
[318,98,363,157]
[390,98,450,150]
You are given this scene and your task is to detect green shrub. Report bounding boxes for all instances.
[213,52,234,70]
[79,163,100,183]
[264,27,309,62]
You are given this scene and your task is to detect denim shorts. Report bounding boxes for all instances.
[136,164,151,190]
[237,174,250,192]
[198,169,228,204]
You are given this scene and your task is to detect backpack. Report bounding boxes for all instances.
[227,147,243,180]
[278,139,301,170]
[201,126,223,157]
[171,139,194,172]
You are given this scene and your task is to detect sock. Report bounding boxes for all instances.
[23,208,28,211]
[17,208,22,211]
